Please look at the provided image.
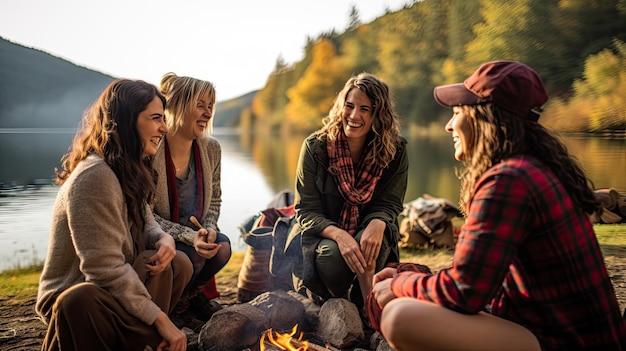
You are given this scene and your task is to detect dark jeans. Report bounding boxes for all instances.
[175,232,231,291]
[315,227,393,300]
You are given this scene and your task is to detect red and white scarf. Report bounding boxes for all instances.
[327,131,383,235]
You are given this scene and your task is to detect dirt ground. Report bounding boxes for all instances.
[1,247,625,351]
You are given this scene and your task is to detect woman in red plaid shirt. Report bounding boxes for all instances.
[371,61,626,350]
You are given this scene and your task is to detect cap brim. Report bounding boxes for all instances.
[433,83,483,108]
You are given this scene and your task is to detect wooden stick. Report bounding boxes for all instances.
[285,337,339,351]
[189,216,203,230]
[290,338,340,351]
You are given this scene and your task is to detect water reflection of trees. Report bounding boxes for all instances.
[561,136,626,189]
[242,131,626,205]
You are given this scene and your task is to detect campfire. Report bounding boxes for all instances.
[260,325,340,351]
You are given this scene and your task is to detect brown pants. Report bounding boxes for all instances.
[41,250,193,351]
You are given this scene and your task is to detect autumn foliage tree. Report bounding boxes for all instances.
[284,39,346,131]
[245,0,626,134]
[543,40,626,132]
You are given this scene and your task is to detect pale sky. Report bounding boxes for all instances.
[0,0,409,101]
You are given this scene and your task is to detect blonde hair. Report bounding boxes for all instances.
[317,72,401,168]
[159,72,216,136]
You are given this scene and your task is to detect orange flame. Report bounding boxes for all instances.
[260,324,309,351]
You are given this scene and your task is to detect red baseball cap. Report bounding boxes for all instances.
[433,60,548,120]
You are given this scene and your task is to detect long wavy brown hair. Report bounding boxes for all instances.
[56,79,166,235]
[457,103,600,216]
[316,72,401,168]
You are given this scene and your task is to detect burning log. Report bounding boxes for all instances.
[260,325,340,351]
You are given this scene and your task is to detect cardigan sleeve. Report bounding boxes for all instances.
[200,137,222,233]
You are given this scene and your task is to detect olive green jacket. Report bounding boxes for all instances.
[293,132,409,300]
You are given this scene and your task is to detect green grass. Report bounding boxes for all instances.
[398,223,626,272]
[1,225,624,299]
[0,265,41,301]
[594,224,626,245]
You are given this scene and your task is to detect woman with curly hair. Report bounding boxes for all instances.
[292,72,408,309]
[371,61,626,350]
[36,79,193,351]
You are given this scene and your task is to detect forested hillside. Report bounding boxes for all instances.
[251,0,626,133]
[0,37,115,128]
[0,37,249,130]
[3,0,625,134]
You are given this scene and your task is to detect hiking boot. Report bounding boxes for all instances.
[170,309,205,333]
[172,294,191,315]
[188,292,223,322]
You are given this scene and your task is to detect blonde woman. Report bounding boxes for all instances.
[153,73,232,323]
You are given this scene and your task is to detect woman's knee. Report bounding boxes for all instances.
[173,250,193,280]
[380,298,412,346]
[216,241,232,265]
[315,239,352,295]
[55,283,106,315]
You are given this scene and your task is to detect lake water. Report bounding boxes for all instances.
[1,128,625,272]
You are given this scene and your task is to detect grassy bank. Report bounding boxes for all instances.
[1,224,625,299]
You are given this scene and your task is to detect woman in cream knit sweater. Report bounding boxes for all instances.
[36,79,193,351]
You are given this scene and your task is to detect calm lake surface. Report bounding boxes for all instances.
[1,128,625,272]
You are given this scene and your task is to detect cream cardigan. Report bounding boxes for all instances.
[152,136,223,246]
[36,155,164,325]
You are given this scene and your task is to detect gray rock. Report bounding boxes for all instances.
[198,304,268,351]
[317,298,364,349]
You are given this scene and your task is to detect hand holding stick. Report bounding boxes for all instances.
[190,216,203,230]
[190,216,217,244]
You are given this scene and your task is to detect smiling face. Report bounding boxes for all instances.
[181,93,213,140]
[445,106,473,161]
[137,96,168,157]
[342,88,373,141]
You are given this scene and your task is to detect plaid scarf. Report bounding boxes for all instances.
[327,131,383,235]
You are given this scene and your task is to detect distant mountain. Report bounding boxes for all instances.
[0,37,115,129]
[214,90,256,128]
[0,37,254,129]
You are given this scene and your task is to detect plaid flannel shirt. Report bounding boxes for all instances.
[391,155,626,350]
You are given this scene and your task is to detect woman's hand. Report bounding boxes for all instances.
[145,234,176,276]
[360,219,385,266]
[154,311,187,351]
[372,267,398,309]
[335,230,367,274]
[194,228,221,260]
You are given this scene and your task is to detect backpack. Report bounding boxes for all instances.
[399,194,462,249]
[236,190,297,302]
[591,188,626,224]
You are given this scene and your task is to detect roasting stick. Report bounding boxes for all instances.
[189,215,203,230]
[190,215,218,244]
